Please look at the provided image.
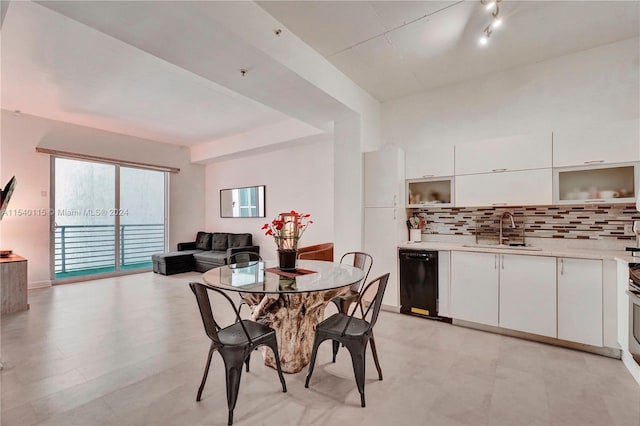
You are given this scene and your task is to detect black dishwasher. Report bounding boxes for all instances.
[399,249,446,320]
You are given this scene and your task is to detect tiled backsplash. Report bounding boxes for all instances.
[412,204,639,242]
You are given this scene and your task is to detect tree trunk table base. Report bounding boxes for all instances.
[247,287,348,373]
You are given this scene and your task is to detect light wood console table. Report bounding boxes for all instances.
[1,254,28,315]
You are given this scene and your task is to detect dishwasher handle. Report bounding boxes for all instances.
[399,250,437,260]
[404,253,430,260]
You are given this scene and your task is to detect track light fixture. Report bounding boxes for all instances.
[478,0,503,46]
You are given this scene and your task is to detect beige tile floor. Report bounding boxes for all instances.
[2,271,639,426]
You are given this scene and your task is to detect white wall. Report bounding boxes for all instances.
[382,37,639,150]
[205,135,334,260]
[0,110,205,287]
[334,117,364,257]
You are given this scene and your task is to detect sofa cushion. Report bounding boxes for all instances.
[195,232,212,251]
[152,251,197,264]
[228,233,252,248]
[212,233,228,251]
[193,251,227,263]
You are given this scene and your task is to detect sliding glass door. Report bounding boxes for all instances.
[119,167,166,270]
[53,158,166,280]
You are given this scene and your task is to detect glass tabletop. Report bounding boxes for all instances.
[201,260,364,294]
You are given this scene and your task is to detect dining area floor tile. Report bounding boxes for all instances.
[2,271,639,425]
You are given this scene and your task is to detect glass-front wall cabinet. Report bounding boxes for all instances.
[554,162,638,204]
[406,178,453,207]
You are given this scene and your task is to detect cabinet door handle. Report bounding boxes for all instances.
[587,199,606,203]
[492,168,507,172]
[492,202,507,206]
[584,160,604,164]
[560,258,564,275]
[501,254,504,270]
[393,209,396,220]
[393,195,397,207]
[422,174,434,178]
[494,255,497,269]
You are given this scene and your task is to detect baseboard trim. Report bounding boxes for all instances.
[28,280,52,289]
[381,304,400,313]
[453,319,621,359]
[621,350,640,385]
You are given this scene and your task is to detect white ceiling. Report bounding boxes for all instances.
[1,1,328,146]
[259,0,640,101]
[1,1,638,149]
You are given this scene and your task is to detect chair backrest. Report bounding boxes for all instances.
[189,282,249,345]
[340,251,373,292]
[228,251,262,265]
[342,273,389,335]
[297,243,334,261]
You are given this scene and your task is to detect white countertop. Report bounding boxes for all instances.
[398,241,638,263]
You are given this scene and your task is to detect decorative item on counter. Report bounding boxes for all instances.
[406,215,424,242]
[262,210,312,271]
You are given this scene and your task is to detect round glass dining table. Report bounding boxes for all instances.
[202,260,364,373]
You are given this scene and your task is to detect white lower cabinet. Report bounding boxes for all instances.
[451,252,556,334]
[557,258,603,347]
[499,254,556,337]
[450,252,499,326]
[438,251,451,317]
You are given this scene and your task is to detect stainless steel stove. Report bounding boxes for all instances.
[628,263,640,366]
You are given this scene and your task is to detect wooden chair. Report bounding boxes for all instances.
[297,243,334,261]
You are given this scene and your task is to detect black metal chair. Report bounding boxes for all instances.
[189,282,287,425]
[228,251,262,265]
[331,252,373,314]
[329,251,373,361]
[305,273,389,408]
[227,252,264,315]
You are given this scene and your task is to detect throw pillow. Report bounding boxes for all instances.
[228,233,252,248]
[195,232,212,251]
[212,233,228,251]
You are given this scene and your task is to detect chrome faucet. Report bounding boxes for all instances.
[499,211,517,245]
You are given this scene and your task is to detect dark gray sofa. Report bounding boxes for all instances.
[152,231,259,275]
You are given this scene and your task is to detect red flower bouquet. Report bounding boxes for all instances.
[262,210,312,251]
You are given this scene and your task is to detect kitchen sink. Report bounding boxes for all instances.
[462,243,543,251]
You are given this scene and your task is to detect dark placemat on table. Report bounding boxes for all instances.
[265,267,316,278]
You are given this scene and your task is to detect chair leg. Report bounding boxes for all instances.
[222,357,244,426]
[196,345,215,402]
[265,339,287,392]
[345,341,367,408]
[369,335,383,381]
[331,298,341,312]
[305,335,324,388]
[332,340,340,363]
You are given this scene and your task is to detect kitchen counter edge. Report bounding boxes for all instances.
[398,242,638,264]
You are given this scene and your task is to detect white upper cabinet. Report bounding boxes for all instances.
[553,119,640,167]
[405,144,454,179]
[455,132,552,175]
[364,146,405,208]
[455,169,553,207]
